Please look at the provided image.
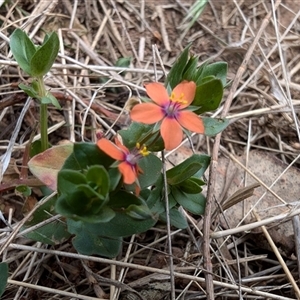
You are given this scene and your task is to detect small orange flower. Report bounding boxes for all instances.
[130,81,204,150]
[97,138,148,185]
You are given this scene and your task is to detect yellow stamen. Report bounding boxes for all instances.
[170,91,188,104]
[140,146,149,156]
[136,143,149,156]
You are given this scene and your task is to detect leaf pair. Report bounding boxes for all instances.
[10,29,59,77]
[167,154,210,215]
[166,44,227,115]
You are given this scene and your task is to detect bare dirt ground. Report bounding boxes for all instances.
[1,0,300,299]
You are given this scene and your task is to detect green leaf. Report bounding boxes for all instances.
[77,184,105,202]
[108,168,122,191]
[86,165,110,198]
[45,92,61,109]
[192,79,224,114]
[22,196,71,245]
[201,62,228,87]
[193,154,210,178]
[15,184,31,197]
[19,83,39,98]
[57,194,115,224]
[30,32,59,77]
[178,177,203,194]
[41,95,52,104]
[116,57,131,68]
[182,55,199,81]
[182,0,208,29]
[56,187,115,223]
[67,219,122,257]
[68,207,156,240]
[159,207,188,229]
[57,169,87,195]
[62,143,114,171]
[197,75,215,84]
[166,154,204,185]
[99,211,156,236]
[203,117,229,136]
[145,175,165,215]
[10,28,36,76]
[125,204,153,220]
[42,32,51,44]
[57,167,115,223]
[28,143,74,191]
[166,44,191,89]
[119,122,164,152]
[0,262,8,297]
[136,154,162,189]
[108,190,143,208]
[30,140,43,157]
[171,187,206,215]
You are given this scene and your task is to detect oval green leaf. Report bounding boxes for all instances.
[19,83,39,98]
[166,154,203,185]
[159,207,188,229]
[200,61,228,87]
[10,28,36,76]
[172,187,206,215]
[22,196,71,245]
[67,219,122,257]
[203,117,229,136]
[62,142,114,171]
[28,143,74,191]
[178,177,203,194]
[192,79,224,114]
[166,44,191,89]
[30,32,59,77]
[86,165,110,198]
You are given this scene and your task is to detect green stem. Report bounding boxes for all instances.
[40,103,48,151]
[37,77,48,151]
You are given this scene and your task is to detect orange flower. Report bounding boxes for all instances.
[97,138,148,185]
[130,81,204,150]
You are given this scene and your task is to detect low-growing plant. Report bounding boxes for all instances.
[0,32,229,291]
[26,44,228,257]
[9,29,60,152]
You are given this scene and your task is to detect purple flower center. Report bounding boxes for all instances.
[125,145,148,166]
[125,153,139,166]
[163,101,180,118]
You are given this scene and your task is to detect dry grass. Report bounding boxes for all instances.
[1,0,300,299]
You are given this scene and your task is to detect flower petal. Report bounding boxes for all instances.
[114,136,129,154]
[161,118,183,150]
[97,138,125,160]
[118,161,137,184]
[172,81,196,108]
[144,82,169,105]
[177,110,205,134]
[130,103,164,124]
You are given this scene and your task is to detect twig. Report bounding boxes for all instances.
[211,206,300,239]
[7,244,297,300]
[202,1,282,299]
[253,210,300,299]
[156,6,171,52]
[0,191,57,256]
[161,151,176,300]
[292,215,300,282]
[7,279,103,300]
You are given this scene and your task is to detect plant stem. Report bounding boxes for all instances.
[37,77,48,151]
[40,103,48,151]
